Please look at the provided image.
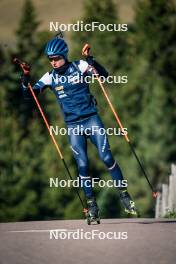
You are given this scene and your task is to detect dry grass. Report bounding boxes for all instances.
[1,0,175,46]
[0,0,135,45]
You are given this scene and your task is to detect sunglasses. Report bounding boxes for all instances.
[48,56,63,62]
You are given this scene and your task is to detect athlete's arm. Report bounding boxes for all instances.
[78,59,108,78]
[21,72,52,99]
[86,56,108,78]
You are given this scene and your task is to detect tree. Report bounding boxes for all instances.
[134,0,176,179]
[71,0,128,73]
[0,0,79,221]
[117,0,176,215]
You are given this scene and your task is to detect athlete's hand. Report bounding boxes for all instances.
[13,58,31,75]
[20,63,31,75]
[82,43,91,57]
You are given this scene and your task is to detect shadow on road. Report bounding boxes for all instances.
[101,219,176,225]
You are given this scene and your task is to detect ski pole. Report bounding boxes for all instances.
[13,58,88,213]
[82,44,158,198]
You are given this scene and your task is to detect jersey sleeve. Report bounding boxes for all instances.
[77,60,90,74]
[77,59,108,78]
[33,72,52,92]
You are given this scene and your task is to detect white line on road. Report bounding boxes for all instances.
[8,229,68,233]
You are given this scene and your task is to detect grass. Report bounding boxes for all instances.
[0,0,135,46]
[164,210,176,219]
[1,0,175,46]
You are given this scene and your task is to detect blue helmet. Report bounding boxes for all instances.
[45,37,68,59]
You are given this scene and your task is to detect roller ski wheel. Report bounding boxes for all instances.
[86,212,101,225]
[85,197,101,225]
[120,190,139,217]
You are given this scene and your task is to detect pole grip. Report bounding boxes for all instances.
[82,43,91,56]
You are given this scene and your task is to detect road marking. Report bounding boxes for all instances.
[9,229,68,233]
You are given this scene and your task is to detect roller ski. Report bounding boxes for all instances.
[119,190,138,216]
[85,197,100,225]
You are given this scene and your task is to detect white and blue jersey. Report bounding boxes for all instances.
[21,58,126,198]
[33,60,98,124]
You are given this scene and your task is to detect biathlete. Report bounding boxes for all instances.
[21,36,138,222]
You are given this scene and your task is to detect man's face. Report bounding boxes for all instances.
[49,56,65,69]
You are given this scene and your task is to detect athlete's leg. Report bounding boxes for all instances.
[68,127,94,198]
[87,115,125,188]
[87,115,138,215]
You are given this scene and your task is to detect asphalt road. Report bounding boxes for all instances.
[0,218,176,264]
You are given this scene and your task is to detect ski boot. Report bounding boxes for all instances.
[86,197,100,225]
[119,190,138,216]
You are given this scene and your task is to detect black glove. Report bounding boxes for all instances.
[86,56,108,78]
